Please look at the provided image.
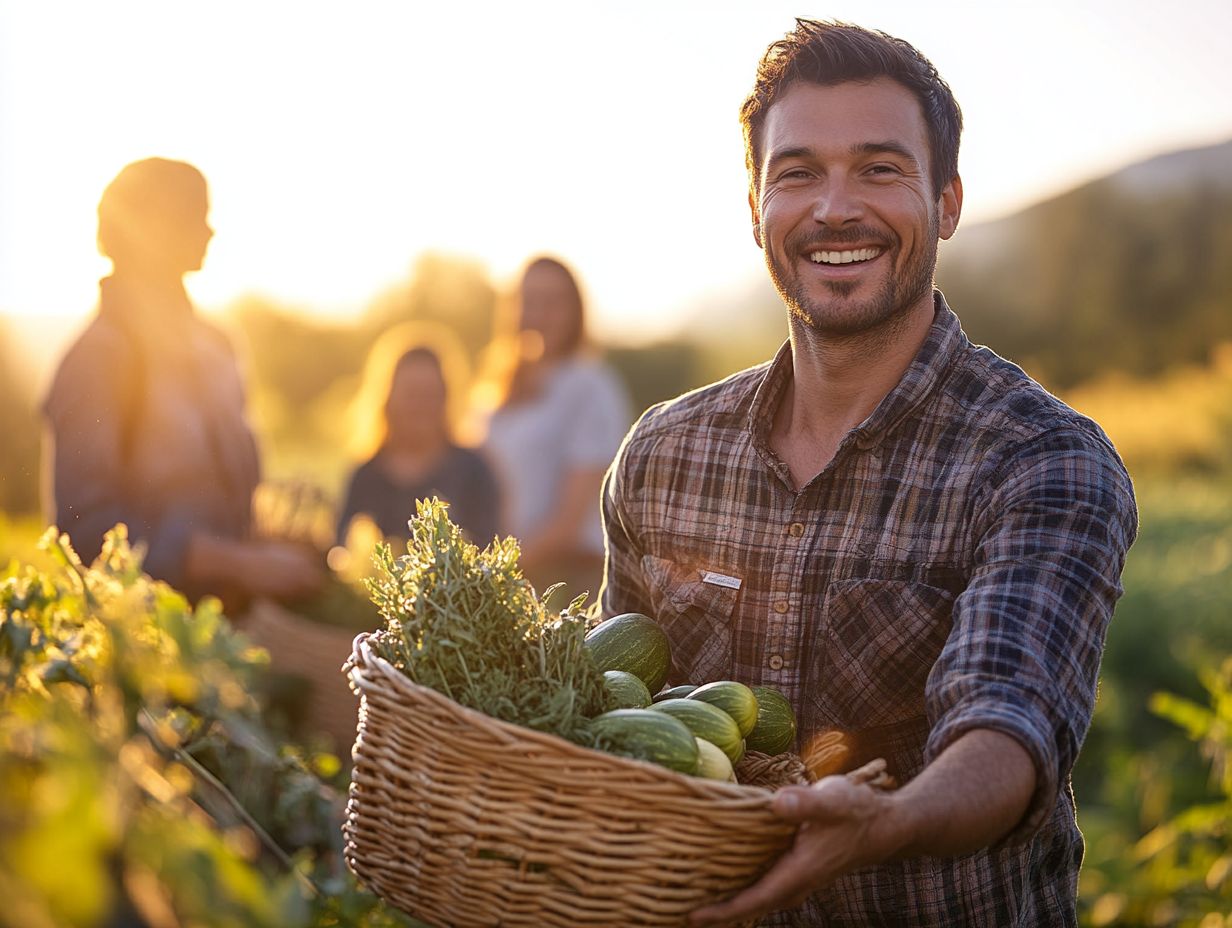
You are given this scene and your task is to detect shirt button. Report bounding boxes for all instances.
[788,522,805,537]
[768,654,784,670]
[773,600,789,614]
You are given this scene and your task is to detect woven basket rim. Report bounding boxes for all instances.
[347,631,776,802]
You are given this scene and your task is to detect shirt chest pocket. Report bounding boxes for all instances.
[641,555,738,687]
[812,579,955,729]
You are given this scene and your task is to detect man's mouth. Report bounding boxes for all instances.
[807,247,883,265]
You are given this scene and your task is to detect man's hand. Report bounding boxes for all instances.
[688,775,909,927]
[689,729,1037,926]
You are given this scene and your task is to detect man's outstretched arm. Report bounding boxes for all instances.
[689,728,1035,927]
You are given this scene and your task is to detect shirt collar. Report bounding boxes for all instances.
[748,291,966,467]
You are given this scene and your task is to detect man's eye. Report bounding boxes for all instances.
[868,164,901,176]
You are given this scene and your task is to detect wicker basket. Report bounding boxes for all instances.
[343,633,799,927]
[243,598,361,750]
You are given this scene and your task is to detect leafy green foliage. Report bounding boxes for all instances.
[0,526,419,927]
[1083,659,1232,926]
[366,498,608,746]
[1073,464,1232,926]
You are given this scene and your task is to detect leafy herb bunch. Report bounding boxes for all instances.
[366,498,607,746]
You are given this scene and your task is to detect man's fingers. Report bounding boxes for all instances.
[690,778,885,925]
[771,776,856,823]
[688,844,819,927]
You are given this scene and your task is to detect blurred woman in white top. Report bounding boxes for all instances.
[479,256,631,599]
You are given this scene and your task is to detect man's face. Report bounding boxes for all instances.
[751,78,961,337]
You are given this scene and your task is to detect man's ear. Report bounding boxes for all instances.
[749,189,763,249]
[938,174,963,240]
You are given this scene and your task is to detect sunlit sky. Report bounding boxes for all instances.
[2,0,1231,355]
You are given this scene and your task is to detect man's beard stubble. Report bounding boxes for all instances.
[767,217,940,339]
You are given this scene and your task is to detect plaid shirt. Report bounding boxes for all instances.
[600,294,1137,927]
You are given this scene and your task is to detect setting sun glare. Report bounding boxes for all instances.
[2,0,1230,376]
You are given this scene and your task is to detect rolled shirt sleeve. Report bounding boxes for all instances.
[924,426,1138,845]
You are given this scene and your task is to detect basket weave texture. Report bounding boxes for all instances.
[243,598,359,749]
[343,633,798,927]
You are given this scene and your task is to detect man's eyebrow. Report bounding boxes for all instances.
[763,146,814,173]
[853,140,921,167]
[763,141,922,174]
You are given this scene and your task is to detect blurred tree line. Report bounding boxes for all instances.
[2,137,1229,513]
[936,139,1232,390]
[0,323,40,515]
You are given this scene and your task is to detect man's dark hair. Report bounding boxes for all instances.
[740,20,963,198]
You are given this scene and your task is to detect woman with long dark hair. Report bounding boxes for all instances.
[337,323,500,547]
[478,256,631,597]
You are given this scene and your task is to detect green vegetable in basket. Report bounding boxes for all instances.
[603,670,653,709]
[694,737,737,782]
[687,680,759,738]
[590,708,700,774]
[746,685,798,755]
[365,498,609,746]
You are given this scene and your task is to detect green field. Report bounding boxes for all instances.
[3,360,1231,926]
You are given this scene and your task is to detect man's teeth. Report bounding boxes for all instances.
[809,248,880,265]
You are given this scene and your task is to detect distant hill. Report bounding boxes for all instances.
[678,138,1232,391]
[937,137,1232,387]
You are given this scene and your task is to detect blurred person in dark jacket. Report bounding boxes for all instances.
[43,157,322,610]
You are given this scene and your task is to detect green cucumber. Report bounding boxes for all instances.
[746,685,797,755]
[649,698,744,765]
[591,708,699,775]
[694,737,736,782]
[602,670,653,709]
[687,681,759,738]
[584,613,671,694]
[653,684,698,702]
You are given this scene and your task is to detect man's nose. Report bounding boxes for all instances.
[811,175,863,226]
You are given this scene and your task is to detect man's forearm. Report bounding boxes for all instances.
[884,728,1037,858]
[689,727,1039,926]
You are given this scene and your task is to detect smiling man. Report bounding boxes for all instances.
[600,20,1137,927]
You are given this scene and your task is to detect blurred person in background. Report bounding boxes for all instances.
[42,157,322,611]
[477,256,631,599]
[337,324,500,548]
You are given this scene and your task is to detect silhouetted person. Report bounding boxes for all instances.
[43,158,322,609]
[478,256,631,597]
[337,326,500,547]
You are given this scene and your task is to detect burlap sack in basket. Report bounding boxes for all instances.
[342,632,800,928]
[243,598,360,750]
